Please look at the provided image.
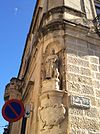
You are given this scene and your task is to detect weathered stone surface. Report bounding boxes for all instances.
[96,98,100,107]
[67,56,89,67]
[39,103,66,127]
[78,76,92,85]
[80,67,91,76]
[67,42,88,52]
[84,108,98,118]
[69,116,83,129]
[70,116,100,131]
[90,64,98,71]
[70,128,89,134]
[91,72,95,78]
[96,90,100,98]
[81,85,94,95]
[38,89,67,134]
[78,51,89,60]
[68,82,80,93]
[67,64,80,74]
[42,78,60,92]
[68,73,92,85]
[83,118,100,131]
[92,81,100,89]
[88,43,100,51]
[77,59,89,67]
[67,48,77,57]
[67,56,78,64]
[96,73,100,80]
[87,96,96,107]
[69,108,83,116]
[90,57,99,64]
[67,73,79,82]
[88,132,100,134]
[67,41,100,133]
[88,49,94,55]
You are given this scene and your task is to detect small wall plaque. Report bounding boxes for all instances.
[70,95,90,109]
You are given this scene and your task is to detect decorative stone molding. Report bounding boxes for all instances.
[42,6,86,27]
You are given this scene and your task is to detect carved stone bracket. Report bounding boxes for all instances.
[4,77,24,101]
[38,90,67,134]
[39,103,66,129]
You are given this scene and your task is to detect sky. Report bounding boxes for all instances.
[0,0,36,133]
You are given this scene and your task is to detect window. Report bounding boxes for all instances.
[93,2,100,36]
[96,4,100,15]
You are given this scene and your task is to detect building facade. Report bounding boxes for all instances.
[4,0,100,134]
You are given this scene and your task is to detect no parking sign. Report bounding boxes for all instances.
[2,99,25,123]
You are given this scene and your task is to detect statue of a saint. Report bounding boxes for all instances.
[45,49,59,79]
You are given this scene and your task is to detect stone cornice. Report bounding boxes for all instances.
[32,6,89,45]
[32,19,89,46]
[43,6,86,20]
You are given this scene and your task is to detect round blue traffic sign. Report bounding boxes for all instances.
[2,99,25,123]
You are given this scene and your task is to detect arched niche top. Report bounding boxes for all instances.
[43,40,64,55]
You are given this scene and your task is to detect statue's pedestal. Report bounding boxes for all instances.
[38,78,68,134]
[42,78,60,92]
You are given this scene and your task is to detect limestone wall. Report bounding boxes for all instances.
[66,34,100,133]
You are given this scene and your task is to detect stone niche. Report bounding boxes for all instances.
[38,40,67,133]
